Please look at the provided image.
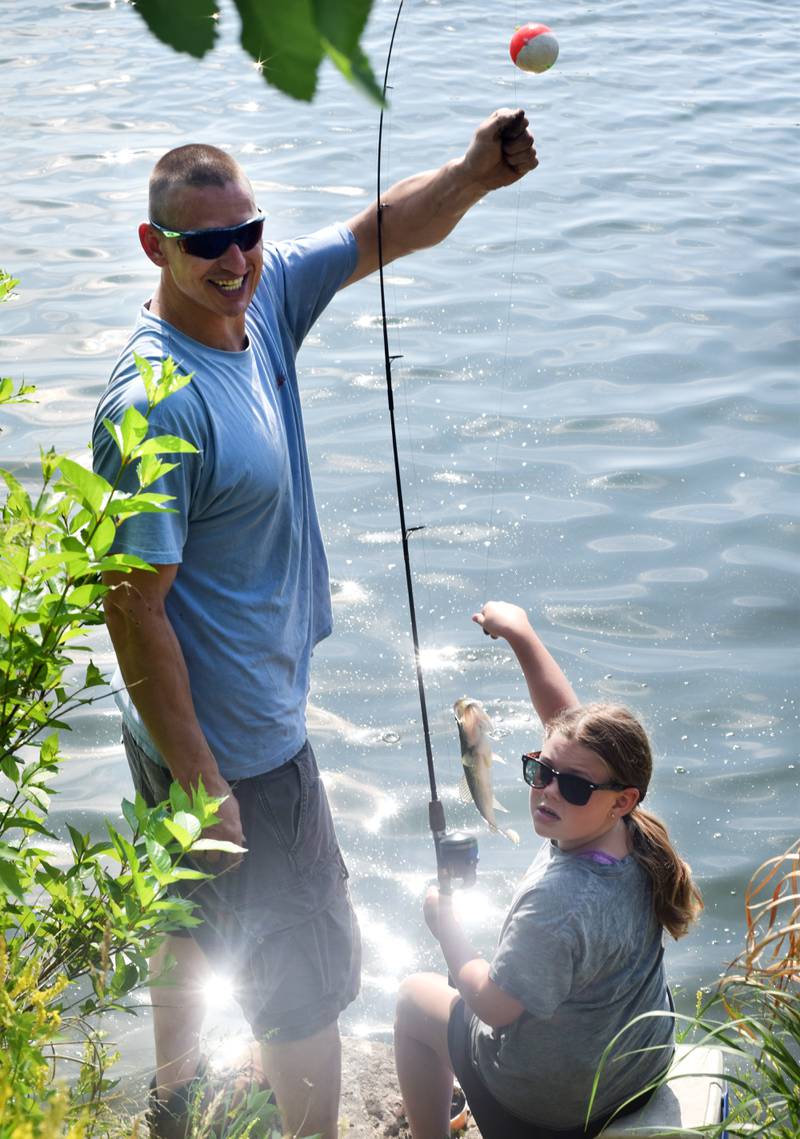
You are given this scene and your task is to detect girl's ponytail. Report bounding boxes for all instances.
[626,807,703,939]
[546,703,703,939]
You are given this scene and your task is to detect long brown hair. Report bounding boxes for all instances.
[545,703,703,939]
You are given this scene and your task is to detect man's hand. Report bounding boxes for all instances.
[461,108,538,192]
[196,777,246,870]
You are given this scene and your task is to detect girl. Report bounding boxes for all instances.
[394,601,703,1139]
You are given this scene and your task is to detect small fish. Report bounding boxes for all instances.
[454,697,520,845]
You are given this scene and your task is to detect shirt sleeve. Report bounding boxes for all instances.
[92,360,204,565]
[488,883,577,1019]
[268,222,358,348]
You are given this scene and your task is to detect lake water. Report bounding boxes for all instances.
[3,0,798,1097]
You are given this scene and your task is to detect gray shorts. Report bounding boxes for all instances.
[123,727,361,1042]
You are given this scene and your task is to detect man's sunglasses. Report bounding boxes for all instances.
[149,213,265,260]
[522,751,626,807]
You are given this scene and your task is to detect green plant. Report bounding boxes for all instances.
[0,271,257,1135]
[704,840,800,1137]
[130,0,382,104]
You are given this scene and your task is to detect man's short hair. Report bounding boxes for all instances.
[149,145,249,227]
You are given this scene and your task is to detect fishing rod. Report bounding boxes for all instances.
[376,2,477,895]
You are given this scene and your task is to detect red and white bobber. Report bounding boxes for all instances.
[509,23,559,73]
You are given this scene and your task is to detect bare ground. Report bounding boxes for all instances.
[122,1035,481,1137]
[338,1036,480,1138]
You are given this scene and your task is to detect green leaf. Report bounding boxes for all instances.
[234,0,324,101]
[0,593,14,636]
[0,270,19,302]
[172,810,201,842]
[89,514,117,558]
[40,733,59,764]
[168,782,191,814]
[0,854,26,898]
[134,434,199,456]
[111,491,175,515]
[57,457,109,513]
[312,0,372,47]
[0,813,52,836]
[65,581,107,609]
[84,660,105,688]
[191,838,246,853]
[314,0,383,104]
[130,0,218,59]
[322,36,383,105]
[118,405,150,455]
[136,456,180,491]
[135,354,193,408]
[161,818,193,849]
[25,783,51,812]
[145,836,171,877]
[1,466,28,504]
[101,416,126,457]
[111,957,141,997]
[66,823,88,856]
[95,553,156,574]
[121,798,139,834]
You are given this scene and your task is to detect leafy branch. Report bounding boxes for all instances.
[130,0,384,104]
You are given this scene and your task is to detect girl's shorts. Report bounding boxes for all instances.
[447,997,654,1139]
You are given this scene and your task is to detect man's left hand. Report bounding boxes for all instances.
[462,107,538,192]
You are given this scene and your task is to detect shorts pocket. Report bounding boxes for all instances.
[252,743,338,879]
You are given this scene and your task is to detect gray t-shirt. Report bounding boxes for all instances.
[470,840,674,1128]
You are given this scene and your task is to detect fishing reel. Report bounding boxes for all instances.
[437,830,479,893]
[430,801,479,894]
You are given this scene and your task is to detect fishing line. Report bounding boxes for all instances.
[481,186,523,599]
[481,0,523,599]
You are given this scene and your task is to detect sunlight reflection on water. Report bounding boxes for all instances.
[4,0,798,1085]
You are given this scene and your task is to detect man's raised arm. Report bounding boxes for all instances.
[342,107,537,287]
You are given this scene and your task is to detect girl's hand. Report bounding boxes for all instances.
[472,601,531,642]
[423,883,455,940]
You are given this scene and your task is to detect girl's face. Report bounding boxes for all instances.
[529,731,635,851]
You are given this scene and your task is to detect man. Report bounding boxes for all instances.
[93,107,537,1139]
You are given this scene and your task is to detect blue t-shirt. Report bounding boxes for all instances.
[471,840,674,1128]
[92,223,358,779]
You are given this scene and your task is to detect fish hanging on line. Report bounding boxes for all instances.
[454,697,520,845]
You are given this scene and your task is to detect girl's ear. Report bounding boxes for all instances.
[613,787,640,817]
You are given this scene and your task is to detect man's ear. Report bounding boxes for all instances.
[614,787,640,817]
[139,221,169,267]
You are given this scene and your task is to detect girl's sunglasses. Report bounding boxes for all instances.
[149,213,265,260]
[522,751,626,807]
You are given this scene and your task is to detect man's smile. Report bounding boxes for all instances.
[209,274,246,293]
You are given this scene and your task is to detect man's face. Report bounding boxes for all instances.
[153,178,263,338]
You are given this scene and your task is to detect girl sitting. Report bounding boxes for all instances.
[394,601,703,1139]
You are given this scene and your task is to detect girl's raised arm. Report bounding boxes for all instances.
[473,601,579,728]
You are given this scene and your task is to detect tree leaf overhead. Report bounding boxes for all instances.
[132,0,219,59]
[234,0,325,101]
[129,0,382,103]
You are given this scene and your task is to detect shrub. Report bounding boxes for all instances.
[0,270,256,1135]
